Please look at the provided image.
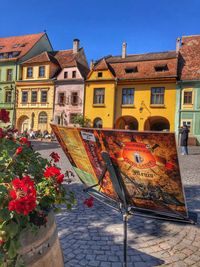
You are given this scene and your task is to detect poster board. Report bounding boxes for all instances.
[51,125,188,220]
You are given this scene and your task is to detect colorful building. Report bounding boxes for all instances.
[85,44,178,131]
[176,35,200,145]
[0,33,52,127]
[54,39,89,126]
[16,51,60,133]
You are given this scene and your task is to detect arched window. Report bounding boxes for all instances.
[93,117,103,128]
[38,112,48,123]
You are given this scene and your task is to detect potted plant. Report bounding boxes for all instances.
[0,109,76,267]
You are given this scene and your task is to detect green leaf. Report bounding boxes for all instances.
[5,222,19,239]
[8,240,18,259]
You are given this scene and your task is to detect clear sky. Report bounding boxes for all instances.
[1,0,200,63]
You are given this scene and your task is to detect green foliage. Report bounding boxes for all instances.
[71,114,91,127]
[0,131,76,266]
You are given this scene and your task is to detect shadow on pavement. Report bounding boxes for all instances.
[31,140,60,151]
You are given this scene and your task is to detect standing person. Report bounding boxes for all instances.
[180,123,190,155]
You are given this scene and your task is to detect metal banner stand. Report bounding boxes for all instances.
[101,151,131,267]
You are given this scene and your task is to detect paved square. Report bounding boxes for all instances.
[33,141,200,267]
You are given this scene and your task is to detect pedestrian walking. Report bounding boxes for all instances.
[180,123,190,155]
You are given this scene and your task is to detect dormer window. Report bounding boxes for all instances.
[12,51,20,57]
[154,64,168,72]
[64,71,68,79]
[39,66,45,77]
[98,72,103,77]
[27,67,33,78]
[0,46,4,50]
[72,71,76,78]
[12,44,20,48]
[125,67,138,73]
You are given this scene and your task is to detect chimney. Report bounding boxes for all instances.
[176,37,181,52]
[73,39,80,54]
[122,42,127,58]
[90,60,94,70]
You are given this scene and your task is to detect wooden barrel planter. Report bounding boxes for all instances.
[19,211,64,267]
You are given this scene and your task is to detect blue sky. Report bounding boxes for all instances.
[1,0,200,62]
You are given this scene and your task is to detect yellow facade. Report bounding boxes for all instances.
[85,69,177,131]
[16,64,55,133]
[85,69,116,128]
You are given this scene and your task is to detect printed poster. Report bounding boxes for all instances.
[51,125,188,219]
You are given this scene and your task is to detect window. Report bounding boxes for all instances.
[93,88,105,104]
[31,91,37,103]
[98,72,103,77]
[5,91,12,103]
[69,113,78,123]
[41,91,48,103]
[38,112,47,123]
[154,65,168,72]
[183,91,192,104]
[122,88,134,105]
[27,67,33,78]
[8,52,13,58]
[64,72,68,79]
[125,67,138,73]
[58,93,65,105]
[93,118,103,128]
[7,69,13,81]
[71,92,78,105]
[39,66,45,77]
[72,71,76,78]
[151,87,165,104]
[22,91,28,103]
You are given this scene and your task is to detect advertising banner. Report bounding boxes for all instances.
[51,125,188,219]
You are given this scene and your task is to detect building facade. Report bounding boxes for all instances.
[16,52,59,133]
[0,33,52,127]
[176,35,200,145]
[54,39,89,126]
[85,45,177,131]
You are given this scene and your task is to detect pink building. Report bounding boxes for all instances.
[54,39,89,125]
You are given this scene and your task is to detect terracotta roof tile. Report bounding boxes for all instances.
[0,33,45,60]
[93,51,177,80]
[179,35,200,80]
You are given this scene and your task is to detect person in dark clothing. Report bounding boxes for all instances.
[180,123,190,155]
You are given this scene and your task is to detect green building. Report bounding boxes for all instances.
[176,35,200,145]
[0,32,52,127]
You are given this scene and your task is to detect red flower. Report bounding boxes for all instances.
[0,239,5,246]
[56,174,64,184]
[44,166,61,177]
[0,109,10,123]
[84,196,94,208]
[0,128,4,138]
[8,176,36,215]
[20,137,30,146]
[16,147,23,155]
[50,152,60,162]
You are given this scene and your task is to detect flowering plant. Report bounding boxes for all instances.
[0,109,75,267]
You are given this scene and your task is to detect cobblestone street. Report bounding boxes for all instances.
[33,141,200,267]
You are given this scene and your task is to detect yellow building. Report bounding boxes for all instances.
[16,51,60,133]
[85,46,177,131]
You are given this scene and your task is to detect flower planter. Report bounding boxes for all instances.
[19,212,64,267]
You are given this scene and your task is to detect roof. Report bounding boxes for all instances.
[23,51,59,65]
[93,51,178,80]
[0,32,45,61]
[179,35,200,80]
[21,48,89,79]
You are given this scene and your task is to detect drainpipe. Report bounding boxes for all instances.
[178,81,183,146]
[13,62,18,128]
